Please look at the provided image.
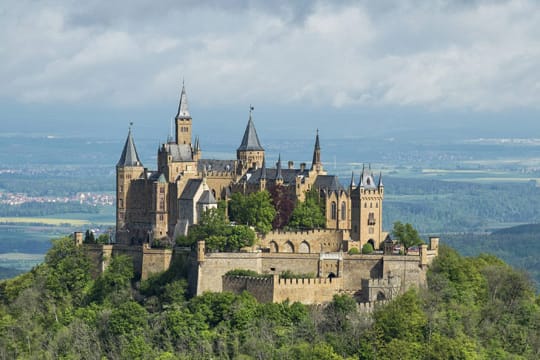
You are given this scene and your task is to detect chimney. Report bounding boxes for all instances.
[288,161,294,169]
[300,163,306,171]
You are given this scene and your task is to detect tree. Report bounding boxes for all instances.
[229,191,276,234]
[289,189,326,229]
[269,185,295,229]
[362,243,374,254]
[392,221,423,254]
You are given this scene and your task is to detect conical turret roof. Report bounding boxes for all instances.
[237,107,264,151]
[117,127,143,167]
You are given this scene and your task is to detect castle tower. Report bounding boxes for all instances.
[311,129,323,173]
[116,126,144,243]
[175,82,192,146]
[350,165,384,249]
[237,106,264,172]
[151,174,169,240]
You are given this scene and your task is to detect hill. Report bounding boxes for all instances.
[443,223,540,288]
[0,237,538,359]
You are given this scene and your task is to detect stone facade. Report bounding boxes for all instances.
[115,83,386,251]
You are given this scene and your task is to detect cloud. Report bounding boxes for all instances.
[1,0,539,111]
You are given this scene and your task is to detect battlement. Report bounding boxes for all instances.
[357,300,388,313]
[276,276,338,286]
[262,228,343,237]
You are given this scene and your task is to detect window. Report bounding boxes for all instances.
[159,214,164,221]
[159,200,165,210]
[368,212,376,225]
[331,201,337,220]
[118,199,124,208]
[341,202,346,220]
[160,186,165,194]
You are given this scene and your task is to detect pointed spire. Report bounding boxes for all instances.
[117,124,143,167]
[350,171,356,188]
[275,154,283,181]
[311,129,321,170]
[378,172,384,187]
[237,105,264,151]
[176,80,191,119]
[194,135,200,152]
[260,156,267,180]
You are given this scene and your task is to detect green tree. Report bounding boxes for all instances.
[392,221,423,254]
[229,191,276,234]
[289,189,326,229]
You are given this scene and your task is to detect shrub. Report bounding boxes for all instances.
[348,247,360,255]
[362,243,374,254]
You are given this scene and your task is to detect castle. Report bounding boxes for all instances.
[81,83,439,305]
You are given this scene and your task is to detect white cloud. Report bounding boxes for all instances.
[1,0,540,111]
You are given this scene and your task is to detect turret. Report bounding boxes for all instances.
[275,154,283,185]
[237,106,264,172]
[116,125,144,244]
[259,156,267,191]
[175,81,192,146]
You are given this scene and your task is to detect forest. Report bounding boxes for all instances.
[0,237,538,359]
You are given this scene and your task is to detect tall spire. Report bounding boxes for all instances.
[378,172,384,187]
[176,80,191,119]
[311,129,321,170]
[350,171,356,188]
[117,124,143,167]
[260,156,267,180]
[275,154,283,181]
[237,106,264,151]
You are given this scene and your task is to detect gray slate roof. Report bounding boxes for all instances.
[165,143,193,162]
[244,167,309,185]
[180,179,203,200]
[198,190,217,205]
[176,83,191,119]
[198,159,235,173]
[117,129,143,167]
[237,112,264,151]
[314,175,345,192]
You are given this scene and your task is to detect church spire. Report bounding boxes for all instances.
[275,154,283,182]
[260,156,267,180]
[311,129,322,171]
[176,80,191,119]
[350,171,356,188]
[237,106,264,151]
[117,124,142,167]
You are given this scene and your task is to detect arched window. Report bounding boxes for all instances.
[331,201,337,220]
[341,202,346,220]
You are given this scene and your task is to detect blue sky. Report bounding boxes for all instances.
[2,0,540,142]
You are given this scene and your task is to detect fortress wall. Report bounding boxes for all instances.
[82,244,114,278]
[112,244,144,279]
[260,253,320,275]
[223,275,274,303]
[273,277,343,304]
[141,246,173,280]
[196,252,262,295]
[382,255,426,289]
[259,229,344,253]
[342,255,384,289]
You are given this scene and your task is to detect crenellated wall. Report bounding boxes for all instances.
[223,274,343,304]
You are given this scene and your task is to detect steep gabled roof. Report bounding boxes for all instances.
[180,179,203,200]
[237,109,264,151]
[314,175,345,192]
[117,128,143,167]
[198,190,217,205]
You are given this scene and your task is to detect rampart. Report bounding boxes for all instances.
[223,274,343,304]
[259,229,348,253]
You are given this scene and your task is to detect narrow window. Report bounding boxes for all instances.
[341,202,346,220]
[331,201,337,220]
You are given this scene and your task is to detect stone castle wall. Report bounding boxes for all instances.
[223,274,343,304]
[259,229,349,253]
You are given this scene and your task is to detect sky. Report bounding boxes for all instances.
[2,0,540,142]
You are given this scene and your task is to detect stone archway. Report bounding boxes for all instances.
[299,241,310,254]
[368,239,375,250]
[283,241,294,253]
[269,241,278,253]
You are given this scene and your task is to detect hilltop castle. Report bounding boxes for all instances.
[80,83,439,305]
[116,83,386,252]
